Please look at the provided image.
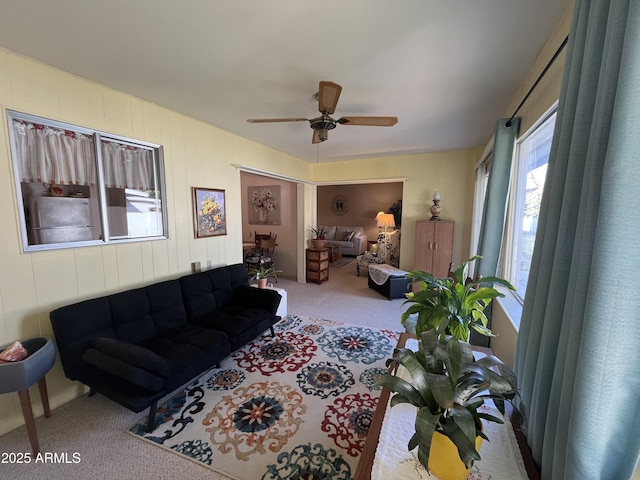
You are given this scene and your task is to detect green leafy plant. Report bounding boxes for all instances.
[401,255,515,341]
[376,329,519,471]
[310,226,328,240]
[250,265,282,280]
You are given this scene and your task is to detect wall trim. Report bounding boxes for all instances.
[232,164,313,184]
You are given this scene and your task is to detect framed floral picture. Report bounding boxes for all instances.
[192,187,227,238]
[248,185,281,225]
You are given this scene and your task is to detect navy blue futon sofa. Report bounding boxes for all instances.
[50,263,281,430]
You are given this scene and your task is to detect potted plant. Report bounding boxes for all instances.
[310,226,328,249]
[250,265,282,288]
[401,255,515,341]
[376,329,520,479]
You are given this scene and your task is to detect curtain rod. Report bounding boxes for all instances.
[506,35,569,128]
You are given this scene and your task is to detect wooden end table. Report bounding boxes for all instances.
[325,243,342,263]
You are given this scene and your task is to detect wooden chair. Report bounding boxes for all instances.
[246,234,278,282]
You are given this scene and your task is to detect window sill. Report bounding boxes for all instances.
[495,286,523,332]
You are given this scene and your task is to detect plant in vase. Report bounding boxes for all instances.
[310,226,328,249]
[377,255,520,478]
[376,329,520,478]
[401,255,516,341]
[250,265,282,288]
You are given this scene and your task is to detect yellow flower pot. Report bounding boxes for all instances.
[428,430,483,480]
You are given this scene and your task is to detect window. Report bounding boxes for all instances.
[470,152,491,265]
[503,110,556,298]
[7,111,167,251]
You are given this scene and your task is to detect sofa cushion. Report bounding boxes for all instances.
[192,307,272,350]
[180,264,251,321]
[232,286,281,316]
[336,225,364,237]
[140,337,204,374]
[109,289,156,344]
[89,338,169,377]
[146,280,187,334]
[342,231,355,242]
[82,341,168,393]
[162,324,229,355]
[320,225,337,240]
[82,350,165,392]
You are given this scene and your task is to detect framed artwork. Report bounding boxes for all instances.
[331,195,349,215]
[248,185,281,225]
[192,187,227,238]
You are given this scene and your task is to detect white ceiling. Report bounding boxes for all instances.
[0,0,570,163]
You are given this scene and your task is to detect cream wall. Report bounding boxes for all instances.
[313,150,477,271]
[0,49,314,435]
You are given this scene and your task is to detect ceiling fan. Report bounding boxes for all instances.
[246,81,398,144]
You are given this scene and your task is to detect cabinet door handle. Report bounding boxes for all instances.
[434,243,438,250]
[429,242,433,249]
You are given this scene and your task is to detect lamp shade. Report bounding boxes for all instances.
[375,211,385,220]
[377,213,396,229]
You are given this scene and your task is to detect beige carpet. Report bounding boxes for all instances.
[0,266,410,480]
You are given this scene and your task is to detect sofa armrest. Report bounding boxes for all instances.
[352,234,368,255]
[81,338,169,392]
[233,285,282,317]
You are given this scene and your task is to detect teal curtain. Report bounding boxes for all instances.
[475,118,520,279]
[515,1,640,478]
[471,118,519,346]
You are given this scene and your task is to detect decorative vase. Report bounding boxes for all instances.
[257,278,268,289]
[427,429,483,480]
[311,239,326,249]
[258,208,268,224]
[429,200,441,221]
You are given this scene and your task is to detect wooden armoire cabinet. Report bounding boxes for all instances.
[413,220,454,277]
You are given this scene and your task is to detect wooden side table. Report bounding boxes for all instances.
[325,243,342,263]
[306,247,330,284]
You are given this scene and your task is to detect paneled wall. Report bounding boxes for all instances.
[0,49,312,435]
[0,48,479,435]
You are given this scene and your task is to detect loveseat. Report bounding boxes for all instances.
[49,263,281,430]
[319,225,368,256]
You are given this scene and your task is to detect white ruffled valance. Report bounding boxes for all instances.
[13,119,153,190]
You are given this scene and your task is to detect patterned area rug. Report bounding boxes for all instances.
[129,315,400,480]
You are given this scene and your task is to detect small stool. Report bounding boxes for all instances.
[0,337,56,454]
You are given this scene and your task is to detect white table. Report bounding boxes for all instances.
[251,284,287,318]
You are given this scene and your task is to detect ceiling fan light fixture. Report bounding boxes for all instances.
[246,80,398,145]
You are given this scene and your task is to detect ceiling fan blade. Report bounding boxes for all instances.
[318,81,342,115]
[246,118,308,123]
[312,129,322,144]
[337,116,398,126]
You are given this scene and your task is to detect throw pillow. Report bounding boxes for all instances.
[343,231,355,242]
